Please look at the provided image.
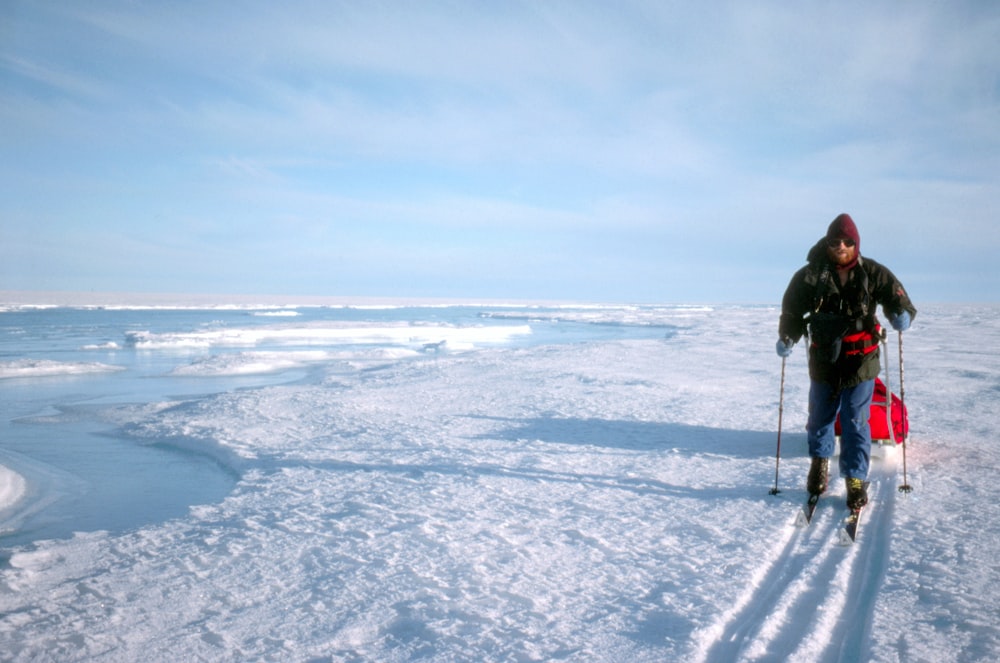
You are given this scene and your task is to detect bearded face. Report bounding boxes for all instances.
[826,237,857,267]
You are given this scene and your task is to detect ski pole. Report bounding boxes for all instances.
[898,330,913,493]
[881,332,892,448]
[769,355,786,495]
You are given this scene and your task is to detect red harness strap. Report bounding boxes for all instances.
[842,329,880,356]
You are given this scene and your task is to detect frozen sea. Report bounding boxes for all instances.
[1,297,998,662]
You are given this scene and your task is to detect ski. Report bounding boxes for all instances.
[839,481,871,544]
[795,493,821,527]
[839,506,865,544]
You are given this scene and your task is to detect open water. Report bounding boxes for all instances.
[0,303,677,551]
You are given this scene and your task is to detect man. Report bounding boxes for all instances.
[776,213,916,510]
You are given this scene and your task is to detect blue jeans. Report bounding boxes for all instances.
[807,379,875,480]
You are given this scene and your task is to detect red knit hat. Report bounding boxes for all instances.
[827,213,860,248]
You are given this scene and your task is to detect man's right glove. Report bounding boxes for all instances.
[775,337,795,358]
[889,311,911,332]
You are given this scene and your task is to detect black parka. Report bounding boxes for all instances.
[779,239,917,391]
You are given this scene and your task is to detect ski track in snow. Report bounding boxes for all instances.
[695,454,897,663]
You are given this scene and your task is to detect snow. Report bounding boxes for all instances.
[123,322,533,351]
[0,466,27,524]
[0,359,125,379]
[1,303,999,662]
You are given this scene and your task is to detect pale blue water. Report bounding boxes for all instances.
[0,304,678,552]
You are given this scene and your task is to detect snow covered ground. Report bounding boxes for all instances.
[0,303,998,661]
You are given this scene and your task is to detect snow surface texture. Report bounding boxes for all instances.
[1,305,999,662]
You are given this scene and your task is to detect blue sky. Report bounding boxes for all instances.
[2,1,998,303]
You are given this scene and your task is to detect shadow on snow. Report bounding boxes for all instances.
[468,413,801,460]
[268,416,808,503]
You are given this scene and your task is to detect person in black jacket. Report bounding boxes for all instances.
[776,213,916,510]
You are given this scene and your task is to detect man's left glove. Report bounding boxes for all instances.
[889,311,911,332]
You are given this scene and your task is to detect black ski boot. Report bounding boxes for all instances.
[807,457,829,496]
[846,477,868,510]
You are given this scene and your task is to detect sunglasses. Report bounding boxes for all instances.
[827,237,856,248]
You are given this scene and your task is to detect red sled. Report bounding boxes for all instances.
[835,377,908,444]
